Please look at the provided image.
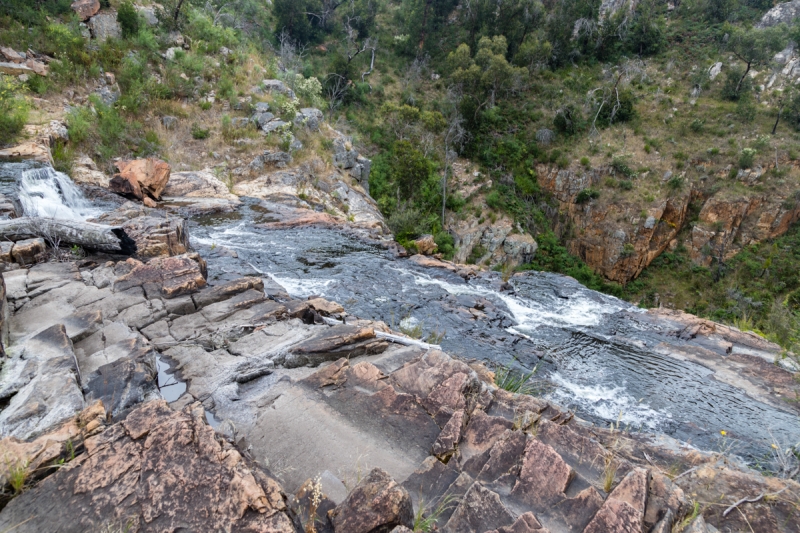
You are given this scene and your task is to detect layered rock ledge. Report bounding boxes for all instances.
[0,225,797,532]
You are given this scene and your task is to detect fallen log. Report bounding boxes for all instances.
[0,217,137,255]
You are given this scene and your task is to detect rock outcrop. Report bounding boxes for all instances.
[450,217,538,267]
[94,202,190,258]
[0,400,296,533]
[757,0,800,27]
[0,239,796,532]
[70,0,100,21]
[533,161,800,283]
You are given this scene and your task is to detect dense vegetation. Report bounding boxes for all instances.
[2,0,800,357]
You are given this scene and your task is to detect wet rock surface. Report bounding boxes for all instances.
[0,240,796,532]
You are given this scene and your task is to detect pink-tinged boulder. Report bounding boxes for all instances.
[112,253,207,298]
[110,158,171,201]
[0,400,295,532]
[329,468,414,533]
[413,234,438,255]
[70,0,100,20]
[584,467,649,533]
[510,438,574,504]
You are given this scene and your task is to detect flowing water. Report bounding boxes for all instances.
[189,200,800,461]
[0,161,103,220]
[1,162,798,463]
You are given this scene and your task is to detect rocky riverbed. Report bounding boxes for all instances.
[0,156,797,532]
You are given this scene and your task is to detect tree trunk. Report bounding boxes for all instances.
[441,160,447,227]
[173,0,186,23]
[419,0,432,51]
[772,103,783,135]
[735,61,751,97]
[0,217,137,254]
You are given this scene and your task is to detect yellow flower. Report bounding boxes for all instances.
[771,443,778,449]
[720,430,727,436]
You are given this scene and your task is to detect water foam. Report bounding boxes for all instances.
[397,267,626,330]
[547,372,668,431]
[18,167,101,220]
[266,273,337,298]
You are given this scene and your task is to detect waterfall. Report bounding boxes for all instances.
[18,166,101,221]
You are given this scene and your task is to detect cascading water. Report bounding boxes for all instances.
[188,201,800,460]
[18,166,101,220]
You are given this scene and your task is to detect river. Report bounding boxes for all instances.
[1,161,798,464]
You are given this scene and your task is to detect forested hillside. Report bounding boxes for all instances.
[3,0,800,359]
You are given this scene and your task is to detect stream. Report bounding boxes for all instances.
[1,162,798,464]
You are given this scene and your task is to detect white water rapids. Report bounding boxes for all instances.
[18,166,101,220]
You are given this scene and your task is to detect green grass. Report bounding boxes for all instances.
[494,364,539,395]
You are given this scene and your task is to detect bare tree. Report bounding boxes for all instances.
[277,31,307,92]
[326,73,350,113]
[440,87,468,226]
[588,58,646,136]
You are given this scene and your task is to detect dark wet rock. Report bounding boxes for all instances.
[286,324,387,367]
[83,341,158,420]
[0,400,295,533]
[329,468,414,533]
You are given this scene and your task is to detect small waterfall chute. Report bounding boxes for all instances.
[18,166,101,221]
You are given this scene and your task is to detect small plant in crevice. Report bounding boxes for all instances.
[494,364,539,395]
[602,455,617,493]
[413,494,459,532]
[6,459,29,495]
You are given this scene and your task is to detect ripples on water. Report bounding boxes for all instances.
[190,205,800,459]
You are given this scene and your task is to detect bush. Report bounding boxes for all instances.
[553,105,583,136]
[434,231,455,260]
[486,190,502,210]
[667,176,683,190]
[117,1,140,39]
[191,124,210,139]
[580,156,591,167]
[721,67,752,101]
[596,90,636,127]
[611,157,635,178]
[575,188,600,203]
[0,76,29,142]
[619,180,633,190]
[739,148,756,169]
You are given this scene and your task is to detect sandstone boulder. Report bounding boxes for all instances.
[414,234,438,255]
[329,468,414,533]
[11,237,45,265]
[112,253,207,298]
[110,158,170,201]
[71,154,109,187]
[70,0,99,21]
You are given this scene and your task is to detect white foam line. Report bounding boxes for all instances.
[547,372,668,430]
[391,267,626,330]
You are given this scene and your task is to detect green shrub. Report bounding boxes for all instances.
[667,176,683,190]
[117,1,140,39]
[739,148,756,169]
[619,180,633,190]
[721,67,752,101]
[486,190,502,210]
[580,156,591,167]
[434,231,455,260]
[191,124,210,139]
[576,188,600,203]
[0,76,29,142]
[611,157,635,178]
[690,119,704,133]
